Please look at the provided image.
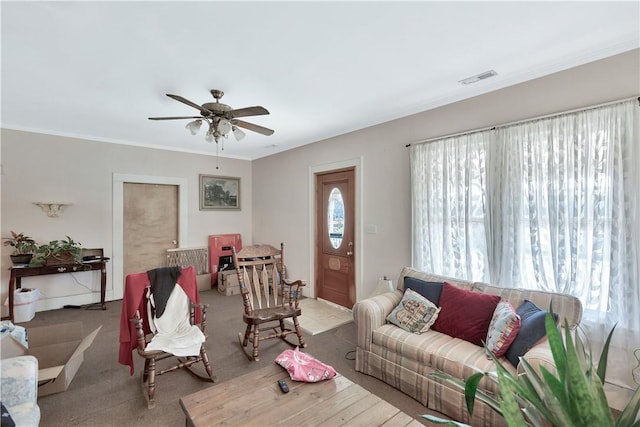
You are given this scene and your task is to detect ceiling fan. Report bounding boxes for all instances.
[148,89,274,144]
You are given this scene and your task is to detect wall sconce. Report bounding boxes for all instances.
[34,202,71,218]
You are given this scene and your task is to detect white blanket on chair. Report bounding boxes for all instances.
[145,284,205,356]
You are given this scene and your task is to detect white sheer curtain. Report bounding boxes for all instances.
[410,132,490,282]
[411,100,640,390]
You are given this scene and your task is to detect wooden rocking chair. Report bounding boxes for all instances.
[232,243,306,361]
[126,266,214,408]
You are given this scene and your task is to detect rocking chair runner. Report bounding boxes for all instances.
[232,243,306,361]
[120,266,214,408]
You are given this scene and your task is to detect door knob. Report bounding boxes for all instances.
[171,240,177,246]
[346,242,353,256]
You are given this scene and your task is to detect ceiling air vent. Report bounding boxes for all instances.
[458,70,498,85]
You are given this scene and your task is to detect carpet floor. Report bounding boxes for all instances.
[19,288,445,426]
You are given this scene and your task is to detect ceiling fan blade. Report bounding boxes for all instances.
[148,116,203,120]
[230,106,270,118]
[166,94,213,115]
[231,119,275,136]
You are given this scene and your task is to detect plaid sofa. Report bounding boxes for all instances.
[353,267,582,426]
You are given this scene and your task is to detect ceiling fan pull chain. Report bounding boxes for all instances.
[216,142,220,170]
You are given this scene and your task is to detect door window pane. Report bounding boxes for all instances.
[327,188,344,249]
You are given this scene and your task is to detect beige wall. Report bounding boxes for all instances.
[252,48,640,300]
[2,49,638,315]
[1,132,252,316]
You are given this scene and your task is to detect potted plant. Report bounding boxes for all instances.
[3,231,38,265]
[29,236,83,267]
[423,313,640,426]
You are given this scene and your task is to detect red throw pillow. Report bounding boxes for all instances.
[432,282,501,346]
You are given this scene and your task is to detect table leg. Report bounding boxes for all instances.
[101,262,107,310]
[7,275,16,322]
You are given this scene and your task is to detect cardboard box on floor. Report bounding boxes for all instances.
[218,270,241,296]
[1,321,101,396]
[196,273,212,292]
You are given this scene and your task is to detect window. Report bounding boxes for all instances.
[411,99,639,388]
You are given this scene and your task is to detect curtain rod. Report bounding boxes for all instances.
[405,95,640,148]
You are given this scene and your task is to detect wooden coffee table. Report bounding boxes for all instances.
[180,364,422,426]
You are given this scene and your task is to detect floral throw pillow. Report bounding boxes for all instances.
[485,300,521,357]
[387,288,441,334]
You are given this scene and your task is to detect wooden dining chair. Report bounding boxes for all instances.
[231,243,306,361]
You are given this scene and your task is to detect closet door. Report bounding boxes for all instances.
[123,183,179,277]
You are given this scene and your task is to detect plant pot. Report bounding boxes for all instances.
[10,254,33,265]
[44,252,76,266]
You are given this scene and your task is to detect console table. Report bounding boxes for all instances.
[3,248,108,322]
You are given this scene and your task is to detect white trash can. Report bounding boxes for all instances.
[13,288,40,323]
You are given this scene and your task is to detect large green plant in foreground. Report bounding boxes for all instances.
[424,312,640,426]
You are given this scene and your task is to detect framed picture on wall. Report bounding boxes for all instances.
[199,175,241,210]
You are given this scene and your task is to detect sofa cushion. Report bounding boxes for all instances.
[485,300,521,357]
[432,282,501,346]
[371,326,515,396]
[505,300,558,367]
[372,324,448,365]
[403,277,443,305]
[387,288,440,334]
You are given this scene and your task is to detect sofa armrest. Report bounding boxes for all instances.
[518,339,557,377]
[1,355,41,427]
[353,290,402,351]
[1,355,38,407]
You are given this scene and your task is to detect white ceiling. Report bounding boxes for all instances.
[2,1,639,161]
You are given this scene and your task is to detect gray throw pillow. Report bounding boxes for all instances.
[505,300,558,367]
[403,277,443,305]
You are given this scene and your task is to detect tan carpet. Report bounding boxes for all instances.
[285,298,353,335]
[25,289,446,426]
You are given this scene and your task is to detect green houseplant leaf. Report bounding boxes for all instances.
[29,236,83,266]
[426,311,639,427]
[428,371,504,416]
[615,385,640,426]
[597,324,616,383]
[495,360,528,426]
[2,231,38,255]
[464,372,485,416]
[562,320,613,426]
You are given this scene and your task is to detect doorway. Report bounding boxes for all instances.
[123,183,179,277]
[112,174,188,301]
[315,168,356,309]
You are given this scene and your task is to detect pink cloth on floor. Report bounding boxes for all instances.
[275,347,336,382]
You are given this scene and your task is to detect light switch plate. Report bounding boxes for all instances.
[365,224,378,234]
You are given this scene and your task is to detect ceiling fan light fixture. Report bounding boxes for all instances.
[205,123,215,142]
[185,119,202,135]
[218,119,232,136]
[232,126,246,141]
[150,90,274,160]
